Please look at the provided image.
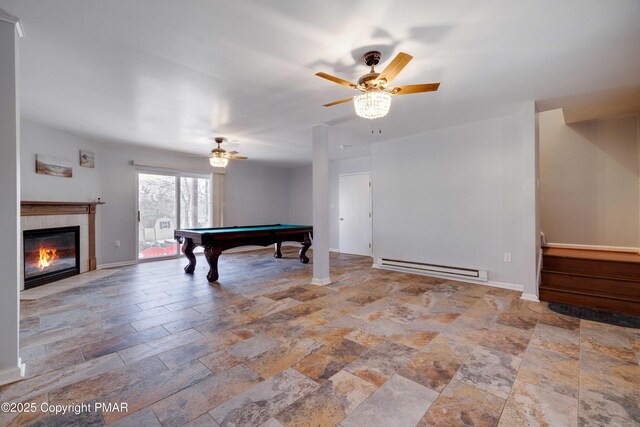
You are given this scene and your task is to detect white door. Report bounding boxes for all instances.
[339,172,372,256]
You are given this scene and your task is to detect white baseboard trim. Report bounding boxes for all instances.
[329,248,340,253]
[0,358,25,386]
[98,260,137,269]
[311,277,332,286]
[485,280,524,292]
[545,242,640,253]
[372,263,524,293]
[520,293,540,302]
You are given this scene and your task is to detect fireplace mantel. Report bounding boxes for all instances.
[20,201,105,271]
[20,201,105,216]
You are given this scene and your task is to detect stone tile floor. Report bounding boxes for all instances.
[1,249,639,426]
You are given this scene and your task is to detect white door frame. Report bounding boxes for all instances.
[338,171,372,256]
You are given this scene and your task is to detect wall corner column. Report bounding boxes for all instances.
[0,13,25,386]
[311,124,331,285]
[520,101,540,302]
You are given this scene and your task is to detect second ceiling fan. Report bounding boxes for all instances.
[209,137,247,168]
[316,51,440,120]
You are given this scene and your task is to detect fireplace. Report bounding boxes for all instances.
[23,226,80,289]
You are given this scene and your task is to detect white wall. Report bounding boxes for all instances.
[288,164,312,225]
[539,109,640,248]
[0,15,23,385]
[372,104,538,292]
[287,155,372,250]
[223,161,289,226]
[21,119,292,265]
[535,110,542,288]
[21,121,103,202]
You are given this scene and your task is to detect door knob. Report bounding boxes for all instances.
[340,218,344,220]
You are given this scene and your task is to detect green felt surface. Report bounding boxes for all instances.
[176,224,311,234]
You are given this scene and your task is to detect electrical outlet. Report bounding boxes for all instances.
[115,240,121,248]
[503,252,511,262]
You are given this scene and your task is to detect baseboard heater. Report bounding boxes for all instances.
[378,258,488,281]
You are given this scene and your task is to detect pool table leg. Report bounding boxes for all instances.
[204,246,222,282]
[299,234,311,264]
[182,238,197,273]
[274,242,283,258]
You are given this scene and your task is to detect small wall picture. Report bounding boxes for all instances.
[35,154,73,178]
[79,150,95,168]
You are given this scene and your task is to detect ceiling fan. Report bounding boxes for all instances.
[316,50,440,120]
[209,137,247,168]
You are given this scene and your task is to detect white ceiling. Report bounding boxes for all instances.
[1,0,639,167]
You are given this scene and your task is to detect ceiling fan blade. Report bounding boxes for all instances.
[322,97,354,107]
[375,52,413,84]
[227,151,239,155]
[229,155,248,160]
[388,83,440,95]
[315,72,357,89]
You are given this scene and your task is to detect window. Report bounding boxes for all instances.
[180,177,211,229]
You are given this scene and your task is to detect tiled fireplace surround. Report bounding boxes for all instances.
[20,201,102,291]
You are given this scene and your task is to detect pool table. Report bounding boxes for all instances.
[174,224,313,282]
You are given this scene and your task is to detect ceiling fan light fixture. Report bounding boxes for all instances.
[354,89,391,120]
[317,51,439,121]
[209,156,229,168]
